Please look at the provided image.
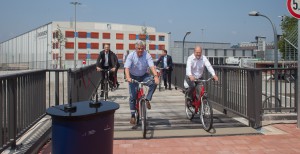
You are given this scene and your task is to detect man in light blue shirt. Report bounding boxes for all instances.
[124,41,159,124]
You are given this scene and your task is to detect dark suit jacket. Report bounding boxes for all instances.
[156,55,173,71]
[96,50,118,69]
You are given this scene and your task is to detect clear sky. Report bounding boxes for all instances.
[0,0,290,45]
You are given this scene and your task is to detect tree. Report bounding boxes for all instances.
[278,16,297,60]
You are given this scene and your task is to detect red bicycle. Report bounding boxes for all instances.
[131,79,153,138]
[185,77,213,131]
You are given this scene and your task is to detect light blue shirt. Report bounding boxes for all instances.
[163,56,167,68]
[124,51,154,76]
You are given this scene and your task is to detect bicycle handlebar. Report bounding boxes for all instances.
[131,78,154,85]
[194,77,213,83]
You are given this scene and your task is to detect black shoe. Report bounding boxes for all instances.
[116,83,120,89]
[165,86,167,90]
[169,87,172,90]
[100,92,104,97]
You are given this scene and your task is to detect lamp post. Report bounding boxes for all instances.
[168,32,171,53]
[182,31,191,63]
[70,1,81,69]
[249,11,279,109]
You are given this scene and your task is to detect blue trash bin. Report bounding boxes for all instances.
[46,101,119,154]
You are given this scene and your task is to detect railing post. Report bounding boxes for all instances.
[247,69,262,128]
[8,78,17,150]
[222,68,228,114]
[55,71,59,106]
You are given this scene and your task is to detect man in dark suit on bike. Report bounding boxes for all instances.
[96,43,119,97]
[156,49,173,90]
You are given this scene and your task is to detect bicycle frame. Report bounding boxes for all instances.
[192,83,206,113]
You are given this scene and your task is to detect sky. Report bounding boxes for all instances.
[0,0,290,45]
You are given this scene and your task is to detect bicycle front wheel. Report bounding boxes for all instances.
[159,76,162,91]
[104,80,109,101]
[140,99,147,138]
[200,98,213,131]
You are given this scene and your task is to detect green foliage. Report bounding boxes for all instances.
[278,16,297,59]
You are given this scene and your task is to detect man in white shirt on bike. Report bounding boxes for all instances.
[185,46,218,101]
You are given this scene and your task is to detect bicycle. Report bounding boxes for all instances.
[131,78,153,138]
[156,67,166,91]
[185,77,214,131]
[99,69,115,101]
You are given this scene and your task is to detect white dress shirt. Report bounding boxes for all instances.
[186,54,215,79]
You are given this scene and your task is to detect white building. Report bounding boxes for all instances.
[0,21,169,69]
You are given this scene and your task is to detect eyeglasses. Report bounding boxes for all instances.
[137,48,144,50]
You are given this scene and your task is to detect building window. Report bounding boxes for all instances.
[139,34,146,40]
[65,53,74,60]
[103,33,110,39]
[65,42,74,49]
[65,31,74,38]
[53,32,56,39]
[91,43,99,49]
[129,43,135,50]
[129,34,136,40]
[149,35,156,41]
[53,53,59,60]
[78,32,87,38]
[149,44,156,50]
[116,33,124,40]
[78,53,87,60]
[78,42,87,49]
[55,42,59,49]
[52,43,56,49]
[91,53,99,60]
[116,43,124,50]
[159,44,165,50]
[159,35,165,41]
[91,32,99,39]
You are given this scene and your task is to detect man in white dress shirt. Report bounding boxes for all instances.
[185,45,218,101]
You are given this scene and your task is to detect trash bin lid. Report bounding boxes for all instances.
[46,101,119,118]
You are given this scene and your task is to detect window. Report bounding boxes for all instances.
[91,53,99,60]
[129,34,136,40]
[55,42,59,49]
[149,44,156,50]
[129,43,135,50]
[139,34,146,40]
[65,31,74,38]
[52,43,56,49]
[116,43,124,50]
[52,32,56,39]
[158,44,165,50]
[103,33,110,39]
[65,53,74,60]
[91,32,99,39]
[159,35,165,41]
[116,33,124,40]
[65,42,74,49]
[78,32,87,38]
[52,53,59,60]
[91,43,99,49]
[78,42,87,49]
[78,53,86,60]
[149,35,156,41]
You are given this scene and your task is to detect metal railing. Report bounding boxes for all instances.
[172,63,297,128]
[0,64,101,152]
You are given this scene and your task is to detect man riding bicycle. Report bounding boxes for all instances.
[185,46,218,101]
[96,43,119,97]
[124,41,159,124]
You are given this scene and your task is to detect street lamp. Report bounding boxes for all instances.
[168,32,171,53]
[182,31,191,63]
[70,1,81,69]
[249,11,279,109]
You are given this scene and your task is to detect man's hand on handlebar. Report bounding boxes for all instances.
[213,75,219,81]
[96,67,102,72]
[111,67,116,72]
[189,75,195,81]
[126,77,132,83]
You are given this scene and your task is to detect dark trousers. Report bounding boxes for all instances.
[100,66,115,91]
[162,69,172,88]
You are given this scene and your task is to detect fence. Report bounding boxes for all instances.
[172,63,297,128]
[0,64,101,152]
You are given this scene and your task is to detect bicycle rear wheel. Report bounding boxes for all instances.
[140,99,147,138]
[200,98,213,131]
[185,92,194,120]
